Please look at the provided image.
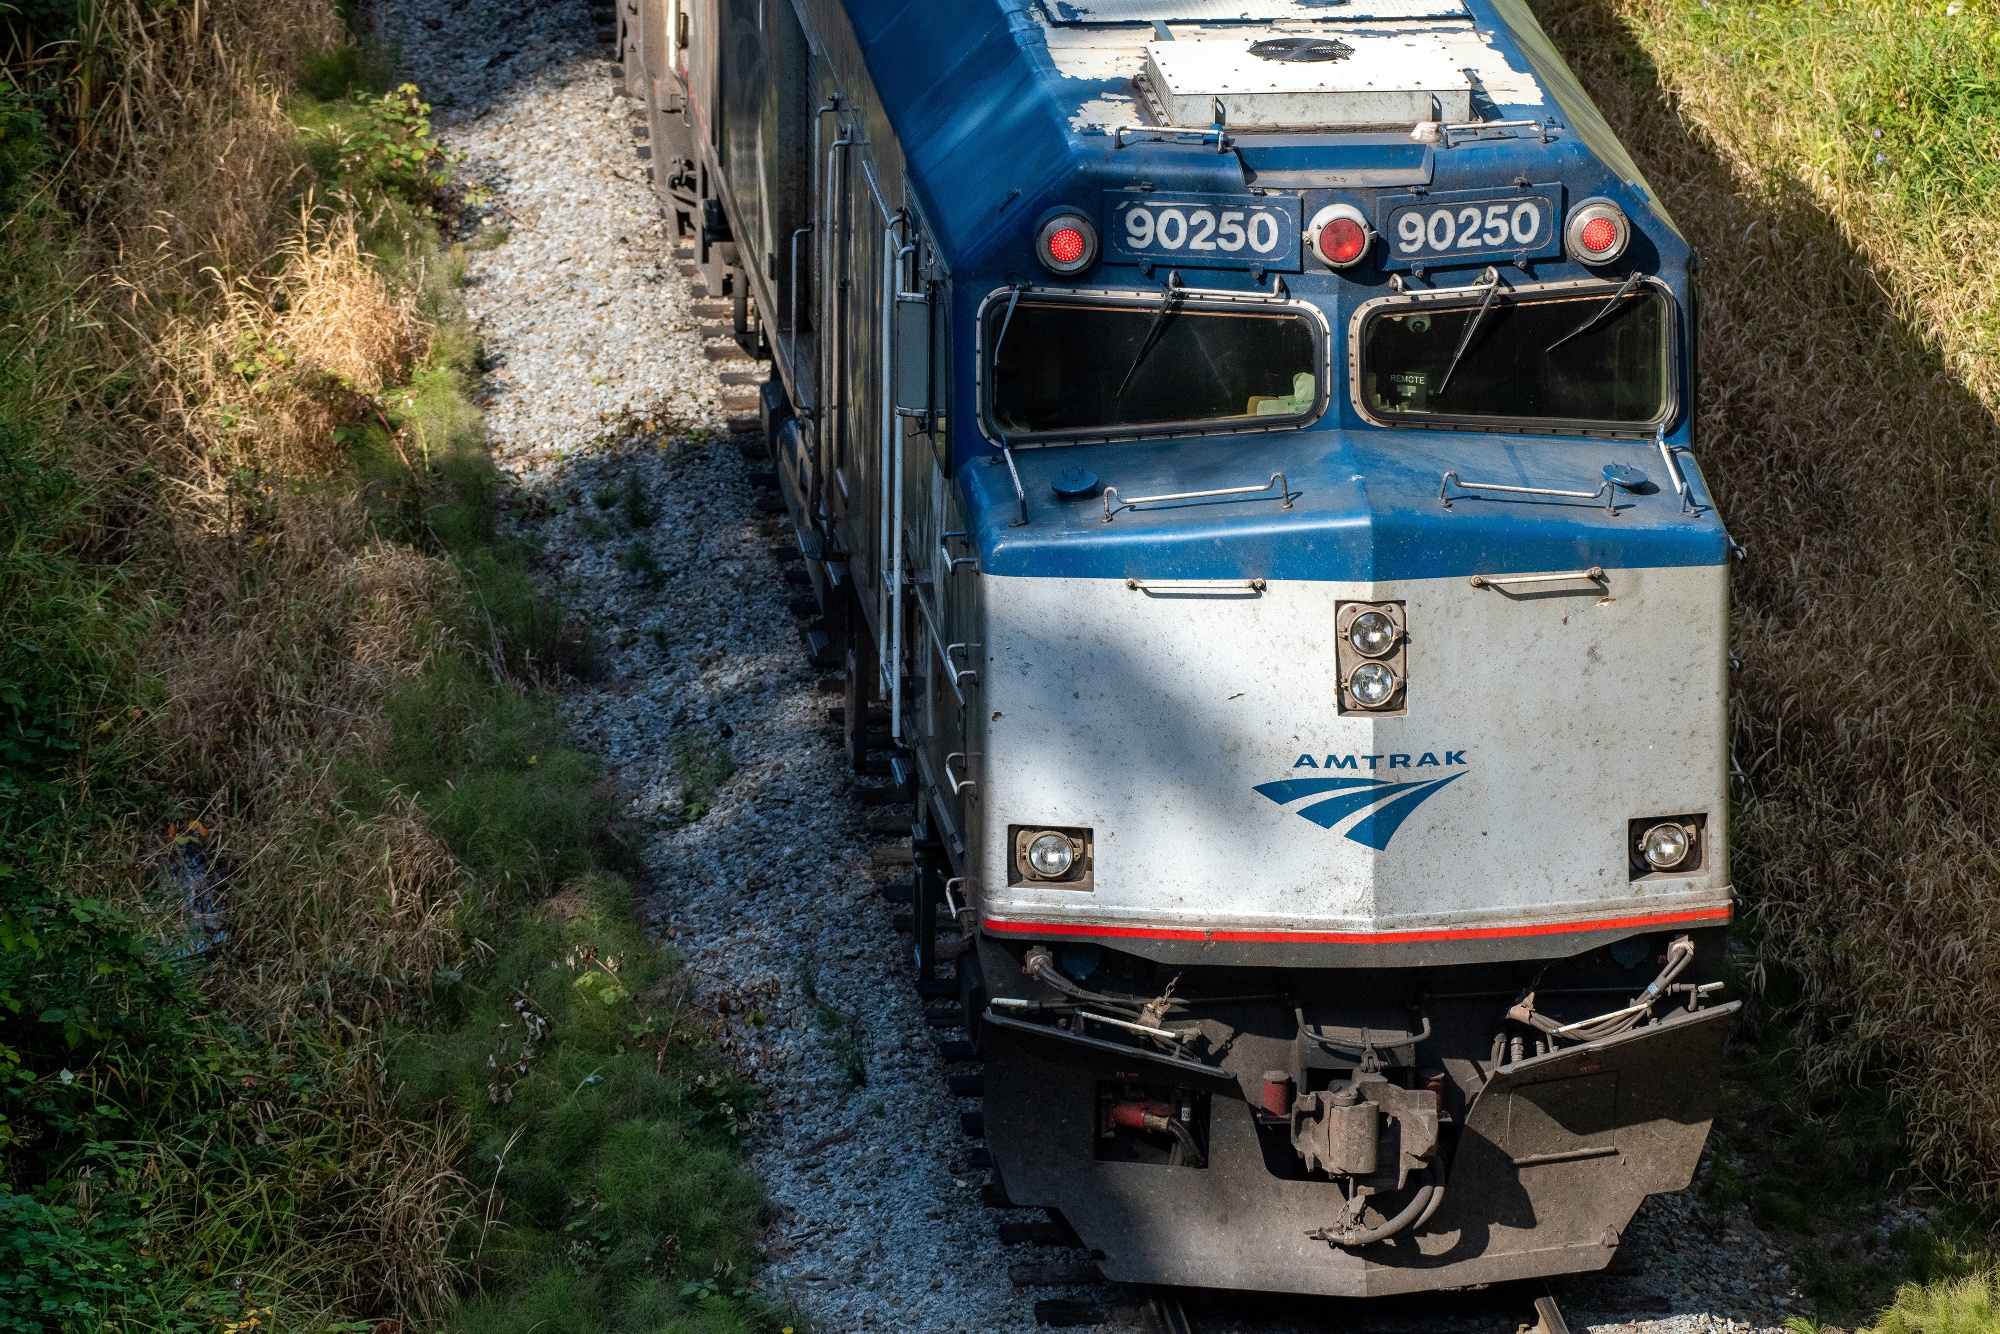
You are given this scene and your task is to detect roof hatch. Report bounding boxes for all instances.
[1143,33,1473,128]
[1036,0,1470,21]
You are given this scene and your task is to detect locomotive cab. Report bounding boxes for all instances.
[631,0,1737,1301]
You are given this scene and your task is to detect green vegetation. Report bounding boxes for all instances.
[0,2,783,1330]
[1530,0,2000,1327]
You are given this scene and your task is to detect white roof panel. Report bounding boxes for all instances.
[1145,33,1472,126]
[1037,0,1470,23]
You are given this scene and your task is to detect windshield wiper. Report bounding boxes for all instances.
[1545,270,1643,354]
[1115,270,1184,399]
[991,283,1026,366]
[1436,267,1505,397]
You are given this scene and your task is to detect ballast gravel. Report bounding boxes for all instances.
[373,3,1814,1329]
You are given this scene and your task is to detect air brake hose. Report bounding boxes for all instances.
[1314,1163,1442,1249]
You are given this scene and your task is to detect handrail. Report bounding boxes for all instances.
[1467,567,1605,590]
[910,581,976,703]
[1125,577,1266,594]
[1438,471,1616,515]
[944,752,976,796]
[1103,472,1290,523]
[1114,124,1232,152]
[1656,426,1695,514]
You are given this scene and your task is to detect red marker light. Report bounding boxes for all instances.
[1307,202,1373,270]
[1319,217,1368,266]
[1034,211,1097,275]
[1564,199,1633,265]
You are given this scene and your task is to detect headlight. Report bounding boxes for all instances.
[1027,831,1075,878]
[1640,822,1693,870]
[1348,610,1398,657]
[1347,662,1398,709]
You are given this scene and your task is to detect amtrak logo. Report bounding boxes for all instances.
[1254,751,1468,851]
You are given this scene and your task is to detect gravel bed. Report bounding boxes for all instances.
[373,5,1811,1330]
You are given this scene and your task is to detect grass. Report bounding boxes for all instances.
[0,0,789,1329]
[1526,0,2000,1325]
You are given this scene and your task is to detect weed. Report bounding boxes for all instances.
[621,537,667,590]
[667,728,736,824]
[794,960,866,1090]
[618,470,659,528]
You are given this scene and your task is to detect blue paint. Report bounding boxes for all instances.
[967,426,1728,581]
[821,0,1718,582]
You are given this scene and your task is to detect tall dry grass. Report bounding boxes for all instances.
[7,0,490,1316]
[1529,0,2000,1197]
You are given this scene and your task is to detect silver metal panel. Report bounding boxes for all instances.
[976,564,1732,940]
[1146,33,1473,126]
[1037,0,1470,23]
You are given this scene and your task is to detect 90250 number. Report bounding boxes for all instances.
[1124,206,1283,255]
[1382,192,1558,266]
[1104,191,1301,271]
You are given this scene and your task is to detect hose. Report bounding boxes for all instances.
[1507,935,1698,1046]
[1021,946,1182,1023]
[1311,1163,1442,1249]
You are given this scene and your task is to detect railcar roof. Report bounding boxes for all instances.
[840,0,1651,269]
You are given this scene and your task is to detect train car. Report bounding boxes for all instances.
[621,0,1739,1300]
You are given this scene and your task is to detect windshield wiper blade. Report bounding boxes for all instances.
[991,283,1026,366]
[1436,268,1505,397]
[1545,270,1643,354]
[1116,271,1183,399]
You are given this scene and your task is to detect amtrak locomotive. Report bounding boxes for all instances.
[624,0,1736,1299]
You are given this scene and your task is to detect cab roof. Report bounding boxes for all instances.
[838,0,1660,270]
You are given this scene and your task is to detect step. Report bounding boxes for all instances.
[959,1109,984,1138]
[1034,1300,1104,1328]
[917,977,959,1000]
[1000,1221,1078,1248]
[948,1072,985,1097]
[982,1178,1030,1209]
[937,1039,978,1062]
[805,629,836,668]
[927,1006,967,1029]
[1011,1263,1103,1288]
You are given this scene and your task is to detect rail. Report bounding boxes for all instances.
[1103,472,1291,523]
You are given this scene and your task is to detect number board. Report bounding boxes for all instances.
[1378,186,1564,269]
[1104,191,1302,272]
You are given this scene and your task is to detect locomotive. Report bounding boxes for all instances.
[622,0,1737,1300]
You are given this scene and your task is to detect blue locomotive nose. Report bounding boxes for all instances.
[962,425,1729,585]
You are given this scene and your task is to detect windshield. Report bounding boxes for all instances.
[1358,286,1672,428]
[985,296,1320,439]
